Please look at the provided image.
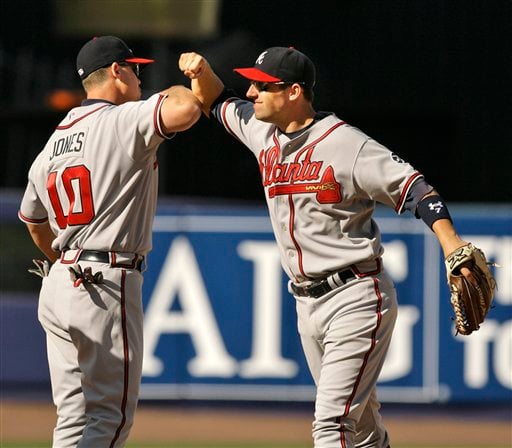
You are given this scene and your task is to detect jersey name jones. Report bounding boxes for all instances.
[50,130,87,161]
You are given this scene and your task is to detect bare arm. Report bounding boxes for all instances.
[420,190,468,257]
[159,85,202,134]
[26,222,60,262]
[419,190,476,282]
[432,218,467,257]
[179,52,225,115]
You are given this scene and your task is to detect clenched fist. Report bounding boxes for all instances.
[179,52,208,79]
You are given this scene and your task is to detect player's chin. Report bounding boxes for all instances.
[253,107,269,122]
[255,112,273,124]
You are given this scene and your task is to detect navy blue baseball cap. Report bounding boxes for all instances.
[76,36,154,80]
[234,47,316,88]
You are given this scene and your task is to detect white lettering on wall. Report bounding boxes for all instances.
[237,241,298,378]
[459,320,512,389]
[142,236,237,377]
[464,236,512,304]
[380,305,420,381]
[381,240,409,282]
[141,233,511,391]
[494,321,512,388]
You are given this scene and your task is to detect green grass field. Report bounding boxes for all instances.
[1,443,509,448]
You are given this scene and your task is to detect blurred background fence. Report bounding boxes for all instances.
[1,0,511,202]
[2,193,511,404]
[1,0,511,409]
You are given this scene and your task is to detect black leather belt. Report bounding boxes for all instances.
[78,250,144,272]
[291,268,356,298]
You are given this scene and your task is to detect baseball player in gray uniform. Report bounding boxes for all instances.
[179,47,476,448]
[18,36,201,447]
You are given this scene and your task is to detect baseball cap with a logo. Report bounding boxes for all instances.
[76,36,154,80]
[233,47,316,88]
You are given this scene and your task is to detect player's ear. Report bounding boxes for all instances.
[110,62,122,79]
[288,83,303,101]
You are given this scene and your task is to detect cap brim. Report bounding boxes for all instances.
[233,67,281,82]
[126,57,155,65]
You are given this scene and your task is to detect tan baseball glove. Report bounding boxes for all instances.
[445,243,496,335]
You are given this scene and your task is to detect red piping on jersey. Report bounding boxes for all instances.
[221,100,241,141]
[272,131,280,149]
[109,269,130,448]
[111,252,139,269]
[288,196,305,278]
[268,132,306,279]
[338,278,383,444]
[292,121,346,160]
[395,171,423,214]
[351,258,382,277]
[154,94,167,138]
[59,250,82,264]
[56,105,109,130]
[340,423,347,448]
[18,210,48,224]
[282,121,346,280]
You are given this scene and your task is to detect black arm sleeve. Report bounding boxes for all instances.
[405,178,453,229]
[210,87,240,112]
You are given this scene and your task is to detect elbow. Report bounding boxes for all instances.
[179,102,202,131]
[160,100,202,133]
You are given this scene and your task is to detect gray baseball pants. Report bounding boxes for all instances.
[38,260,144,447]
[295,271,397,448]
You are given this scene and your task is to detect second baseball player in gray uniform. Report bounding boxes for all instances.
[19,36,201,447]
[179,47,474,448]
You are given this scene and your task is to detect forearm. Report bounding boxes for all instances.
[179,52,225,115]
[413,189,467,256]
[26,222,60,262]
[431,218,467,257]
[191,68,225,115]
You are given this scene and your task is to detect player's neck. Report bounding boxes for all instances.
[86,89,119,105]
[278,106,316,133]
[85,82,129,105]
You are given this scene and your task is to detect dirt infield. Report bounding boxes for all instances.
[1,400,511,446]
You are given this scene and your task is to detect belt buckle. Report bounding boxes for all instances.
[294,268,354,298]
[291,283,307,297]
[306,280,328,298]
[292,278,327,298]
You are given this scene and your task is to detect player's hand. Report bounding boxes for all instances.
[179,52,207,79]
[28,259,51,278]
[439,237,478,286]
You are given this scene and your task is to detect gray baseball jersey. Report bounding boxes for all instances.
[19,93,172,447]
[19,93,172,255]
[213,99,421,283]
[212,96,419,448]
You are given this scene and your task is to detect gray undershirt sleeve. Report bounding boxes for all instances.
[402,178,435,215]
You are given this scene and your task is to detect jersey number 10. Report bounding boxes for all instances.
[47,165,95,229]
